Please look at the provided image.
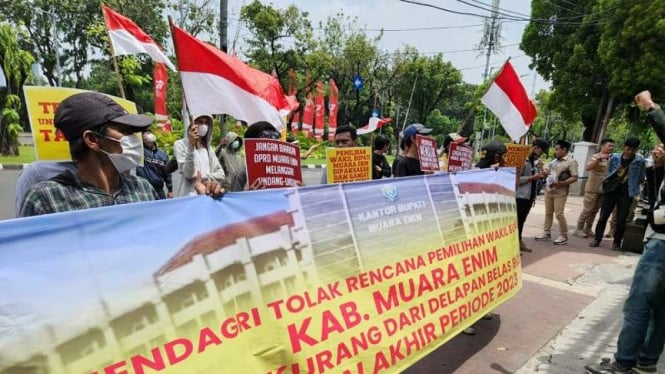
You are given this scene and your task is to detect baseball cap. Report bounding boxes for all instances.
[402,123,433,139]
[54,92,153,140]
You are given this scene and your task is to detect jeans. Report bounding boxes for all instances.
[615,238,665,367]
[516,198,533,240]
[594,189,632,245]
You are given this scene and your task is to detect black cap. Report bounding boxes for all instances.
[54,92,153,140]
[483,140,507,155]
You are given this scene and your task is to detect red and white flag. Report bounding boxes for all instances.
[328,79,339,140]
[171,23,296,130]
[314,81,325,140]
[102,5,176,71]
[481,60,537,141]
[357,117,392,135]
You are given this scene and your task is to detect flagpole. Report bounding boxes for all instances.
[168,16,192,123]
[102,4,126,99]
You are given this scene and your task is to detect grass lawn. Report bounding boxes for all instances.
[0,146,36,164]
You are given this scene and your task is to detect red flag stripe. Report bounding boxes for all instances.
[493,62,537,125]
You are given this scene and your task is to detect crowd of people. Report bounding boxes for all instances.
[10,90,665,373]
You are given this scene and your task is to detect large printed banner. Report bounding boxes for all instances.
[0,169,521,374]
[23,86,139,161]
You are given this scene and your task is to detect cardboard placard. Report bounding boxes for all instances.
[447,143,475,172]
[325,147,372,183]
[416,135,439,172]
[245,139,302,188]
[503,144,532,168]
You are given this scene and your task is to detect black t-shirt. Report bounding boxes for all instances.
[372,152,391,179]
[396,157,424,177]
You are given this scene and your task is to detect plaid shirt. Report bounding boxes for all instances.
[20,171,159,217]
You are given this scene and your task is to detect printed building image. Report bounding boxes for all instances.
[1,175,516,374]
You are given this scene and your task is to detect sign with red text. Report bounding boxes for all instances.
[503,144,532,168]
[23,86,139,161]
[0,169,521,374]
[447,143,475,172]
[416,135,439,172]
[325,146,372,183]
[245,138,302,188]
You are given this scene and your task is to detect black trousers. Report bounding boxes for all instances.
[516,198,534,241]
[594,189,632,244]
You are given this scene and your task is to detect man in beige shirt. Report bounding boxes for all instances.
[574,138,615,238]
[535,140,579,245]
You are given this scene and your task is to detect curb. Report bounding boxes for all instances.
[0,164,30,171]
[0,163,327,171]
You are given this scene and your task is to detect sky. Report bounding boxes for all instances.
[225,0,547,95]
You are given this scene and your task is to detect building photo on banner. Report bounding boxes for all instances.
[0,168,520,374]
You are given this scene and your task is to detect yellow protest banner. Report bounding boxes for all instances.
[326,146,372,183]
[503,144,532,168]
[23,86,140,161]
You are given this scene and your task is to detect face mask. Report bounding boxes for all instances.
[231,140,241,150]
[101,134,143,173]
[197,125,209,137]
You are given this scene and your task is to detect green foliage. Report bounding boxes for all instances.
[1,94,24,155]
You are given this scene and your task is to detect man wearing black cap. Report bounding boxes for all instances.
[19,92,221,217]
[516,139,549,252]
[535,140,579,245]
[395,123,434,177]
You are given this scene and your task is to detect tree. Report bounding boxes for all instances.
[0,23,34,155]
[597,0,665,100]
[168,0,218,39]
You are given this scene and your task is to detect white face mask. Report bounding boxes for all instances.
[101,134,143,173]
[231,139,241,150]
[197,125,209,137]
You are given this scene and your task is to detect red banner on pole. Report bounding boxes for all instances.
[153,62,171,131]
[314,81,325,140]
[328,79,339,141]
[244,139,303,188]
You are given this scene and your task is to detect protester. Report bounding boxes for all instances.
[392,139,407,177]
[395,123,434,177]
[136,130,172,199]
[19,93,222,217]
[575,138,615,238]
[173,114,226,197]
[14,161,76,217]
[372,135,391,180]
[516,139,549,252]
[534,140,578,245]
[584,89,665,374]
[320,124,359,184]
[217,131,245,178]
[589,138,646,250]
[476,140,507,169]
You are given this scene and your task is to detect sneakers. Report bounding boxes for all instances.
[462,326,476,335]
[635,362,657,373]
[612,242,622,251]
[535,232,551,241]
[584,358,634,373]
[589,240,601,247]
[574,230,589,238]
[553,236,568,245]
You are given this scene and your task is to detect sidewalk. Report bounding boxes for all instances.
[409,194,661,373]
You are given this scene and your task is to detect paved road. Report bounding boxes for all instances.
[0,168,324,221]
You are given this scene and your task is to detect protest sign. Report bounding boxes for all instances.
[503,144,532,168]
[326,146,372,183]
[447,143,475,172]
[245,139,302,188]
[416,135,439,172]
[0,169,520,374]
[23,86,139,161]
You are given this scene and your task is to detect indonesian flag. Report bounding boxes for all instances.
[171,23,296,130]
[102,5,176,71]
[153,63,168,121]
[328,79,339,141]
[357,117,392,135]
[481,60,537,141]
